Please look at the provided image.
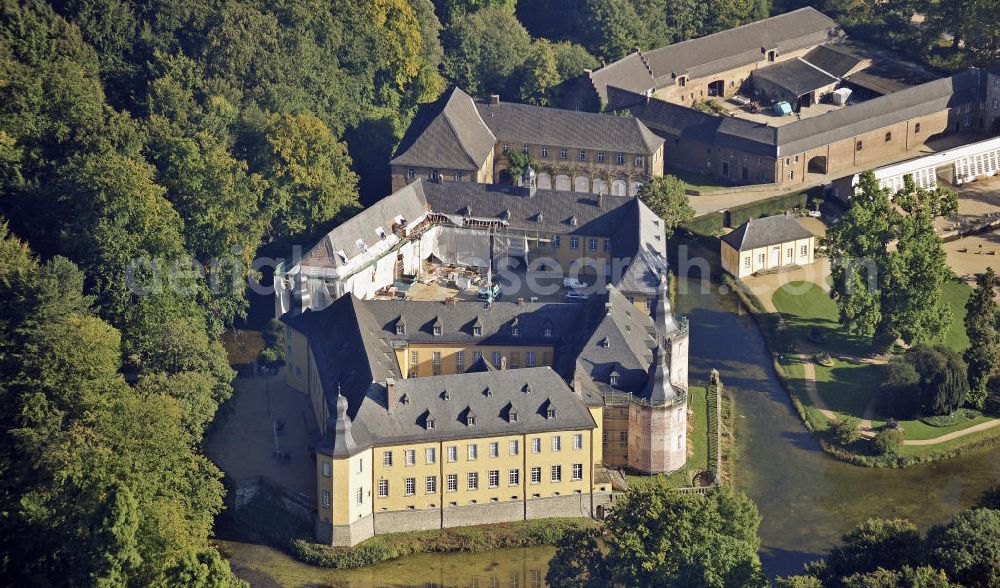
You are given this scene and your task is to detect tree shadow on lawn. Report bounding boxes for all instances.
[813,360,880,419]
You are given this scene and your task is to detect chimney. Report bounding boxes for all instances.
[490,94,500,105]
[500,356,508,370]
[386,378,396,411]
[517,297,525,305]
[573,372,583,399]
[597,193,604,208]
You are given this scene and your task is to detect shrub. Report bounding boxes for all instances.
[726,191,810,227]
[874,428,904,455]
[830,416,861,446]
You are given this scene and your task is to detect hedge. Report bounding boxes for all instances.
[681,212,725,237]
[293,517,596,569]
[726,190,813,228]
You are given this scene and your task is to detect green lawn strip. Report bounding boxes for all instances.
[897,422,1000,457]
[625,386,710,489]
[771,281,870,357]
[895,413,993,441]
[812,361,879,419]
[780,357,830,429]
[941,279,972,352]
[664,165,728,191]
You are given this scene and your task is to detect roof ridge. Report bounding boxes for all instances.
[441,89,494,169]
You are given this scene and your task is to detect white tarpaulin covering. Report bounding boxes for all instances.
[432,226,491,268]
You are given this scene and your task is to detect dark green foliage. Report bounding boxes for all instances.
[546,527,608,587]
[904,345,969,417]
[880,359,921,417]
[725,191,810,227]
[873,428,905,455]
[829,416,861,446]
[293,517,593,568]
[964,268,1000,408]
[258,318,287,370]
[825,173,957,353]
[442,7,531,95]
[549,485,767,587]
[637,175,695,239]
[926,508,1000,588]
[505,150,534,181]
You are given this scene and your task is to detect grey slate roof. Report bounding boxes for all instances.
[415,180,641,254]
[474,98,663,154]
[289,283,677,454]
[589,8,842,101]
[618,247,669,296]
[803,44,865,78]
[300,183,426,270]
[391,87,496,170]
[612,68,984,158]
[720,214,814,251]
[751,58,840,100]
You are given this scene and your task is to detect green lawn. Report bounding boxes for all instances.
[626,386,710,489]
[771,280,988,444]
[664,165,728,192]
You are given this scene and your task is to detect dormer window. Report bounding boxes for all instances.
[546,408,556,419]
[336,250,349,264]
[427,417,436,429]
[441,390,450,401]
[394,215,406,225]
[355,239,367,252]
[511,325,520,336]
[375,226,387,240]
[433,325,442,336]
[536,211,544,223]
[601,338,610,348]
[610,373,620,387]
[473,326,482,336]
[483,387,492,398]
[510,411,518,423]
[543,326,553,337]
[523,383,532,394]
[400,393,410,405]
[466,411,477,427]
[396,320,406,335]
[568,216,578,226]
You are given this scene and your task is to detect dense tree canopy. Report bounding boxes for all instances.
[548,485,767,587]
[825,173,957,353]
[964,268,1000,408]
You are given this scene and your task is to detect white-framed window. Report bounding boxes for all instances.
[473,326,482,336]
[616,153,625,165]
[552,235,560,248]
[447,446,457,462]
[635,155,644,166]
[488,470,500,488]
[559,148,568,160]
[467,472,479,490]
[526,352,536,367]
[502,143,509,153]
[541,146,549,158]
[588,238,597,251]
[383,451,393,466]
[744,257,751,269]
[573,434,583,450]
[551,465,562,482]
[509,439,520,455]
[467,444,478,460]
[788,170,794,180]
[610,373,620,386]
[509,469,520,486]
[405,477,416,496]
[432,352,441,375]
[530,467,542,484]
[552,436,562,451]
[544,326,552,337]
[455,351,465,371]
[405,449,415,466]
[489,442,499,458]
[378,479,389,497]
[572,464,583,481]
[426,475,437,493]
[603,240,610,252]
[492,351,501,366]
[597,151,605,163]
[321,461,331,477]
[426,447,436,464]
[356,487,363,504]
[522,144,530,154]
[322,490,331,508]
[570,237,579,249]
[532,438,542,453]
[407,167,415,179]
[456,171,464,181]
[447,474,457,492]
[801,245,808,256]
[472,351,482,363]
[579,150,586,161]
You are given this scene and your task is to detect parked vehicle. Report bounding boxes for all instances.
[563,277,587,289]
[564,289,589,302]
[477,282,501,302]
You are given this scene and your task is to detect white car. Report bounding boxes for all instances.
[564,289,589,302]
[563,277,586,289]
[807,210,822,218]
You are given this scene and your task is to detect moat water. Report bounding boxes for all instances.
[223,276,1000,586]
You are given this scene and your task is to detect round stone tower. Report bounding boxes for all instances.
[627,275,689,474]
